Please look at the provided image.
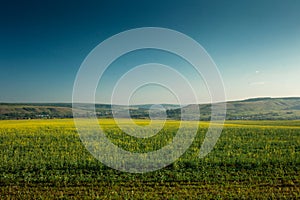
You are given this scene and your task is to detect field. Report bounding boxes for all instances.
[0,119,300,199]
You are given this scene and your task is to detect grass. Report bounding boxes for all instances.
[0,119,300,199]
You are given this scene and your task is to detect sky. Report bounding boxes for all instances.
[1,0,300,104]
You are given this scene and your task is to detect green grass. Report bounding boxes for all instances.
[0,119,299,199]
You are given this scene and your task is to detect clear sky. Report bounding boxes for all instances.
[1,0,300,104]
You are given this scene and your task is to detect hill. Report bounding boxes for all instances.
[175,97,300,120]
[1,97,300,120]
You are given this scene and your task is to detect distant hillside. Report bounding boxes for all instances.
[1,97,300,120]
[173,97,300,120]
[0,103,180,120]
[0,103,73,119]
[226,97,300,120]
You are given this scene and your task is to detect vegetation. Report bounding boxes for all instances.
[1,97,300,120]
[0,119,299,199]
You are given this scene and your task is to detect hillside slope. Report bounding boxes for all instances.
[1,97,300,120]
[178,97,300,120]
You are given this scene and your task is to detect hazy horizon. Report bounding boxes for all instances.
[2,95,300,105]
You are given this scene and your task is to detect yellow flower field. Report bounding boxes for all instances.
[0,119,299,199]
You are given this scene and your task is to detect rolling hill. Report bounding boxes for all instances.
[1,97,300,120]
[178,97,300,120]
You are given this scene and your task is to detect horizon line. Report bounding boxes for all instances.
[1,96,300,106]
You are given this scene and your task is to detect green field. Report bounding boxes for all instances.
[0,119,299,199]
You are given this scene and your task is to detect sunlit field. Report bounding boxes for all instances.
[1,119,299,199]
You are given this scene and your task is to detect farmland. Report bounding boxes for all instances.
[0,119,300,199]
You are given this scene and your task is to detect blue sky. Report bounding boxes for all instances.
[1,0,300,103]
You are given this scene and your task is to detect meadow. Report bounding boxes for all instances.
[0,119,299,199]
